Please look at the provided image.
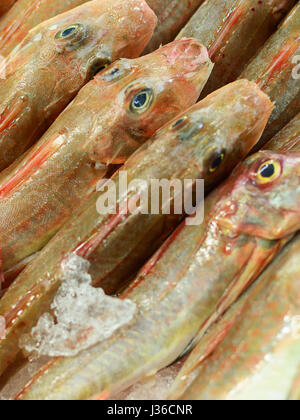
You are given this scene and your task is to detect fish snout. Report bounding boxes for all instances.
[163,38,211,73]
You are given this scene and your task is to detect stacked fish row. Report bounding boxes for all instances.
[0,0,299,400]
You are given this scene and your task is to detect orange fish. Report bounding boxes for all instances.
[0,0,156,171]
[177,0,296,97]
[0,0,90,57]
[0,39,212,282]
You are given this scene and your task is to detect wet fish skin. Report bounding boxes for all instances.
[0,0,157,171]
[0,39,212,378]
[144,0,205,53]
[177,0,296,97]
[0,0,16,17]
[0,0,90,58]
[288,367,300,401]
[264,113,300,153]
[241,3,300,149]
[167,109,300,400]
[0,39,212,276]
[168,234,300,400]
[11,88,277,401]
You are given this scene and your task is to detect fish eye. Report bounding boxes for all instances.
[55,23,87,46]
[130,88,154,114]
[209,150,226,173]
[256,160,281,184]
[171,116,188,129]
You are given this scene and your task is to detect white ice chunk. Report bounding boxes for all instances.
[20,254,136,358]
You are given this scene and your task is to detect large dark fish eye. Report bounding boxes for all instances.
[130,88,154,114]
[209,150,226,173]
[55,23,87,47]
[257,160,281,184]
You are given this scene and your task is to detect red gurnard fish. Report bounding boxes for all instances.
[2,82,274,399]
[241,3,300,149]
[176,0,296,97]
[0,0,156,171]
[0,39,212,279]
[0,0,90,57]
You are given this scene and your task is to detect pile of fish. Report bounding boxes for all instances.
[0,0,299,401]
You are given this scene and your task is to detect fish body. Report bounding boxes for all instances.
[177,0,296,97]
[0,0,90,57]
[168,234,300,400]
[288,368,300,400]
[241,3,300,149]
[0,0,16,17]
[264,113,300,153]
[144,0,205,53]
[0,39,212,277]
[9,90,280,400]
[0,0,156,171]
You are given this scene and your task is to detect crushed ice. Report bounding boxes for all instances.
[20,254,136,358]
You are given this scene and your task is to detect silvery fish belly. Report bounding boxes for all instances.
[0,79,271,385]
[241,3,300,149]
[0,0,91,57]
[0,0,157,171]
[168,234,300,400]
[177,0,296,97]
[0,39,212,281]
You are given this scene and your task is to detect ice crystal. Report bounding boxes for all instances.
[20,254,136,358]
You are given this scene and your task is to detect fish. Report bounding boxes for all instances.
[241,2,300,149]
[0,79,271,383]
[0,38,212,282]
[144,0,205,54]
[176,0,296,97]
[166,108,300,400]
[0,0,16,17]
[264,113,300,153]
[0,0,90,58]
[17,130,300,402]
[167,234,300,400]
[0,0,157,171]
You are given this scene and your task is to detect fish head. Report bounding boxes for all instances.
[218,151,300,240]
[18,0,156,82]
[90,38,213,164]
[151,80,273,188]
